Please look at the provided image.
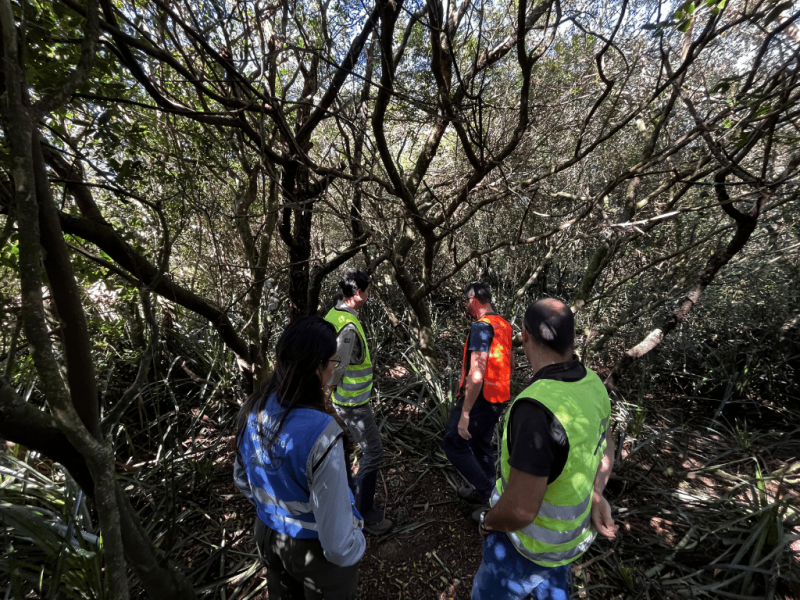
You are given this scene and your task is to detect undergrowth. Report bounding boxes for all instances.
[2,301,798,599]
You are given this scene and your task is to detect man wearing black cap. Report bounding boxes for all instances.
[471,298,617,600]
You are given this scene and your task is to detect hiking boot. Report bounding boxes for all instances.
[363,517,394,536]
[457,486,489,505]
[362,507,384,523]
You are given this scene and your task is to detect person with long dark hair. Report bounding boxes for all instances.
[234,316,365,599]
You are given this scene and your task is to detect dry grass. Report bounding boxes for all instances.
[2,322,798,599]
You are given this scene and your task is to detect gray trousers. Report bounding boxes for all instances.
[255,519,359,600]
[332,401,384,480]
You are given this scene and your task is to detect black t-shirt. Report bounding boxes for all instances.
[506,360,587,483]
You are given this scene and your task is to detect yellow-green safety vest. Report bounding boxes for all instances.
[492,369,611,567]
[324,307,373,407]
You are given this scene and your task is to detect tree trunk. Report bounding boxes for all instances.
[0,6,196,594]
[33,136,102,439]
[605,178,763,389]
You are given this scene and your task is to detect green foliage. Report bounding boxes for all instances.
[0,454,104,599]
[2,0,800,595]
[404,347,457,435]
[0,234,18,270]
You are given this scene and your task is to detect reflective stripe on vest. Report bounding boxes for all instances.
[507,530,595,564]
[251,486,313,516]
[243,403,346,539]
[325,307,373,407]
[458,313,513,403]
[491,478,592,545]
[262,510,318,532]
[333,387,372,405]
[493,370,611,567]
[250,492,362,533]
[344,366,373,378]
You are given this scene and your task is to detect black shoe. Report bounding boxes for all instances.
[457,486,489,505]
[364,517,394,535]
[362,507,385,524]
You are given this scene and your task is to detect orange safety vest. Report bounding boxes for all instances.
[459,314,513,404]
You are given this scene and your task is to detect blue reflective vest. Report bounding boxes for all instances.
[238,394,361,539]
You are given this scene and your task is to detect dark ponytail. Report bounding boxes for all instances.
[236,316,337,457]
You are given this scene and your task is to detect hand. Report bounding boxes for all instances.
[591,494,619,539]
[458,412,471,439]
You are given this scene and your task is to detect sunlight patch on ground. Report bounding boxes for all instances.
[388,365,411,378]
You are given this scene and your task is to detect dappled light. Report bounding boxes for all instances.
[2,0,799,597]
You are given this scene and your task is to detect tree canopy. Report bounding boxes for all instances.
[1,0,799,597]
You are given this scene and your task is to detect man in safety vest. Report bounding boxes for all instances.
[325,268,394,536]
[471,298,618,600]
[442,282,514,509]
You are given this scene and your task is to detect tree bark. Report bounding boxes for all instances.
[0,2,128,593]
[605,176,763,389]
[0,5,195,596]
[33,136,102,439]
[0,376,94,492]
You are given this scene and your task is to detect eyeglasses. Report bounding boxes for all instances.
[328,358,342,369]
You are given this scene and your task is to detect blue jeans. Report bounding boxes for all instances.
[471,532,570,600]
[441,397,504,498]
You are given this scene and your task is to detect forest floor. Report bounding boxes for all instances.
[198,400,496,600]
[150,364,800,600]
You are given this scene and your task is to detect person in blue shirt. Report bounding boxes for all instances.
[234,316,365,599]
[442,282,514,508]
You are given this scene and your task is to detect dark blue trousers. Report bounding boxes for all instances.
[441,396,504,498]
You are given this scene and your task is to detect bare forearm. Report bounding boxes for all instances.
[329,329,355,387]
[484,499,536,533]
[462,351,488,414]
[593,429,615,500]
[484,468,547,533]
[590,430,619,538]
[462,378,481,413]
[458,365,484,438]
